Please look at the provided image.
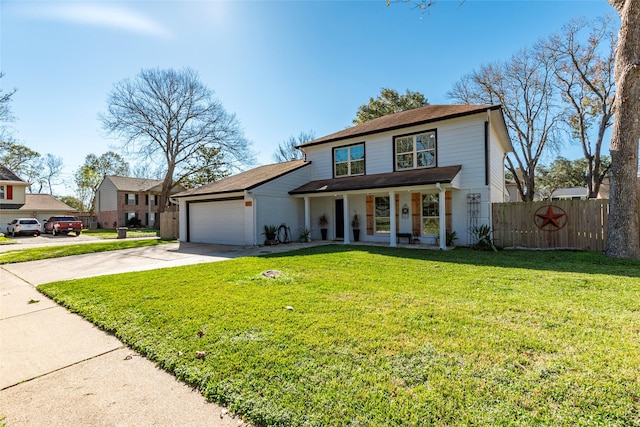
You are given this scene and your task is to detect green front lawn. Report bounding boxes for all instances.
[82,228,159,239]
[0,239,166,265]
[39,246,640,426]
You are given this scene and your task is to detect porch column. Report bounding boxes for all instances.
[343,194,350,244]
[438,184,446,250]
[389,190,397,247]
[304,196,311,233]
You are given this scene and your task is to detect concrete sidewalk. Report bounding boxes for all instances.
[0,241,326,426]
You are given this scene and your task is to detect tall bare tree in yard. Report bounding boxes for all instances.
[272,130,315,162]
[449,47,561,201]
[547,17,616,199]
[101,68,252,213]
[605,0,640,258]
[43,154,63,195]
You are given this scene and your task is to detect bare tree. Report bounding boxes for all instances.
[547,17,616,199]
[449,47,562,201]
[604,0,640,258]
[272,130,315,162]
[43,154,63,195]
[0,72,17,142]
[101,67,253,212]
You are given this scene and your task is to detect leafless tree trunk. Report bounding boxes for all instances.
[605,0,640,258]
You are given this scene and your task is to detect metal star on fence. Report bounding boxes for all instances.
[535,205,567,229]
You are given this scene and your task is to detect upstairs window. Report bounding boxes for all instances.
[0,185,12,200]
[334,143,365,177]
[125,193,138,205]
[395,131,436,170]
[145,194,158,206]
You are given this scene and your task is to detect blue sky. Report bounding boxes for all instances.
[1,0,615,195]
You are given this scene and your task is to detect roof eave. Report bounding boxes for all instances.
[299,106,501,148]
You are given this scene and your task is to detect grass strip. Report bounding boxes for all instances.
[39,245,640,426]
[81,228,159,239]
[0,239,166,265]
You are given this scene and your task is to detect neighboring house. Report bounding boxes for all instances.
[173,104,513,247]
[95,176,184,228]
[596,176,640,200]
[505,179,522,202]
[0,165,78,233]
[535,187,589,201]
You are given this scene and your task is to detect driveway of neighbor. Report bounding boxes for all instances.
[0,239,326,426]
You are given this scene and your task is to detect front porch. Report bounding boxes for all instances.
[292,186,455,250]
[289,166,461,250]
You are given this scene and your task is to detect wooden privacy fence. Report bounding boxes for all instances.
[160,211,179,240]
[492,199,612,251]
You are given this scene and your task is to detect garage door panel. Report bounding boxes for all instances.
[189,200,244,245]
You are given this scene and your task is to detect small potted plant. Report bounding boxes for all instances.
[318,213,328,240]
[351,212,360,242]
[299,227,311,243]
[262,224,278,243]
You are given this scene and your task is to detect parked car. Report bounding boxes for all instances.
[43,216,83,236]
[7,218,42,237]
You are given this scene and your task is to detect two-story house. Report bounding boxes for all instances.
[172,104,513,247]
[0,165,78,233]
[95,176,183,228]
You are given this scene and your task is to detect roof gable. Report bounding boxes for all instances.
[299,104,500,147]
[173,160,309,198]
[0,165,27,183]
[22,194,78,212]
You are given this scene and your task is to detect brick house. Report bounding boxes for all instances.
[95,176,183,228]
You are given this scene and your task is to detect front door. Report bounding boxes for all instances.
[335,199,344,239]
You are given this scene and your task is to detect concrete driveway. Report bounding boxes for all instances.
[0,240,325,426]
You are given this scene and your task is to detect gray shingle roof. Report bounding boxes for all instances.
[0,165,26,182]
[173,160,309,198]
[289,165,462,195]
[299,104,500,147]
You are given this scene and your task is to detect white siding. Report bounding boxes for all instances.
[489,122,508,203]
[252,166,311,243]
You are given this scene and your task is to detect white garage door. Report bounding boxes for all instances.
[189,200,245,245]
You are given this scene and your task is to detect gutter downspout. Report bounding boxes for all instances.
[436,182,446,250]
[486,109,493,227]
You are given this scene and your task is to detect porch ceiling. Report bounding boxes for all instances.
[289,165,461,196]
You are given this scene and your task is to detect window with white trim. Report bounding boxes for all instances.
[422,194,439,234]
[395,131,436,170]
[334,143,364,177]
[0,185,4,200]
[375,196,390,233]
